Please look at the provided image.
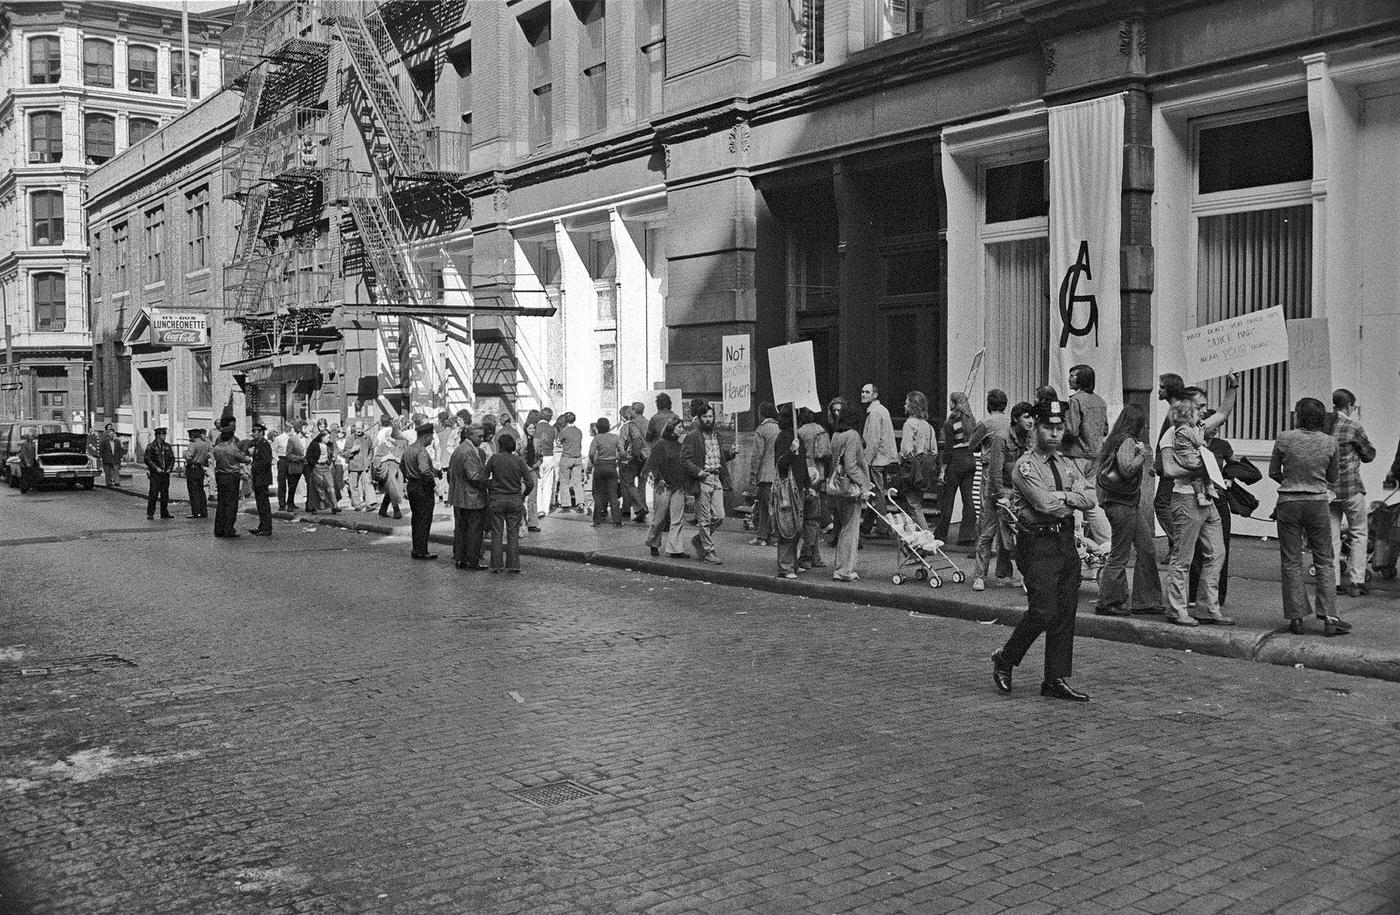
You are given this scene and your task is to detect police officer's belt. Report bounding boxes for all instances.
[1019,520,1071,535]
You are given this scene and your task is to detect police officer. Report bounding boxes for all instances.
[143,428,176,520]
[401,423,440,560]
[992,400,1095,702]
[185,429,211,519]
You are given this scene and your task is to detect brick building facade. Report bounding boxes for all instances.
[85,89,240,451]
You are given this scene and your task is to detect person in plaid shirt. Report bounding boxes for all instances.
[1330,388,1377,597]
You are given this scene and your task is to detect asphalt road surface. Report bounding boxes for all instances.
[2,485,1399,914]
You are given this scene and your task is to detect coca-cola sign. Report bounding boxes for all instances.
[150,311,208,347]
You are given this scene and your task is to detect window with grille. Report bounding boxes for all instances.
[31,191,64,246]
[787,0,824,68]
[876,0,925,40]
[85,114,116,164]
[128,45,158,93]
[1193,107,1313,442]
[28,112,63,163]
[29,36,61,84]
[1197,206,1311,441]
[129,118,159,145]
[33,272,66,331]
[192,350,213,407]
[113,222,130,289]
[523,10,552,149]
[789,230,838,313]
[145,207,165,283]
[171,51,200,98]
[186,186,209,271]
[600,343,617,392]
[84,39,114,87]
[983,237,1049,402]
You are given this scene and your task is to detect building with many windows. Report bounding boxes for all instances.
[85,89,240,447]
[0,0,225,422]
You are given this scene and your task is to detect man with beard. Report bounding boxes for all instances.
[680,400,736,565]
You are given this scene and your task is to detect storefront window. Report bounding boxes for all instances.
[192,350,213,408]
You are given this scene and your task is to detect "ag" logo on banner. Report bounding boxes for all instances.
[1057,240,1099,348]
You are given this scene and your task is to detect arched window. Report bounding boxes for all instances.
[128,44,158,93]
[129,118,159,145]
[29,36,61,84]
[31,191,64,246]
[33,272,67,332]
[83,39,115,87]
[28,111,63,163]
[85,113,116,164]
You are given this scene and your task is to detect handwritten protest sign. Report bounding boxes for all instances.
[721,334,751,415]
[1285,318,1333,403]
[1182,306,1289,381]
[768,341,822,413]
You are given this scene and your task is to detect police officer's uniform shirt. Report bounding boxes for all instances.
[1011,450,1092,527]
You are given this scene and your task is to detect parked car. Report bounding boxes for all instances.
[4,422,99,491]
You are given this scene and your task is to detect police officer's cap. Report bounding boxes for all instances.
[251,422,266,432]
[415,422,435,436]
[1031,400,1067,427]
[154,427,168,435]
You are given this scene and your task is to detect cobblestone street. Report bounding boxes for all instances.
[3,487,1399,914]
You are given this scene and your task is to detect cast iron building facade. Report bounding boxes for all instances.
[0,0,225,422]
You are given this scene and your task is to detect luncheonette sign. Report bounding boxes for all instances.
[1182,306,1289,381]
[151,311,209,347]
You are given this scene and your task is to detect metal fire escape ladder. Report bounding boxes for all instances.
[326,12,430,177]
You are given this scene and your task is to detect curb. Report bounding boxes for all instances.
[245,505,1400,684]
[86,483,1395,685]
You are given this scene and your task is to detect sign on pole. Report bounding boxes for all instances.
[1182,306,1289,381]
[768,341,822,413]
[721,334,751,415]
[1285,317,1333,403]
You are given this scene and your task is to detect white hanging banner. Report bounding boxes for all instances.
[1049,93,1125,413]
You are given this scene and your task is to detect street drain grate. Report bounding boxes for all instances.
[508,780,599,808]
[0,654,136,681]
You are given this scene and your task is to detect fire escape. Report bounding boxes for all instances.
[221,0,554,415]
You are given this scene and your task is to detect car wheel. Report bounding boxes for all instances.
[81,480,95,490]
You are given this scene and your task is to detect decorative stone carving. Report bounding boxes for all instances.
[1041,42,1056,76]
[727,122,752,155]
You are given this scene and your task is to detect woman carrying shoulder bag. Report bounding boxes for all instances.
[828,412,871,582]
[898,391,938,530]
[1094,404,1159,617]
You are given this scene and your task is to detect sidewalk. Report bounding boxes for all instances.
[102,477,1400,682]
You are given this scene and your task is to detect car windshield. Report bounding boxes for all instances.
[20,424,66,437]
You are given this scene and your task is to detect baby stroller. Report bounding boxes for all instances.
[1365,490,1400,581]
[873,488,966,588]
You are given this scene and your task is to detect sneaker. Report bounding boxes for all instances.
[993,576,1015,588]
[748,538,766,546]
[700,552,723,565]
[777,572,797,580]
[968,577,984,591]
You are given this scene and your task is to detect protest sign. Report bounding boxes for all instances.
[768,341,822,413]
[1285,318,1333,403]
[1182,306,1289,381]
[721,334,752,415]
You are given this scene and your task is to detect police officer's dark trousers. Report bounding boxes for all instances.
[214,471,241,536]
[1002,527,1082,680]
[186,465,208,518]
[147,473,171,518]
[405,479,435,556]
[253,483,273,533]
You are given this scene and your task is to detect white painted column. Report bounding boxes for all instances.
[553,219,599,428]
[512,238,555,414]
[440,258,474,414]
[940,140,984,411]
[609,207,648,407]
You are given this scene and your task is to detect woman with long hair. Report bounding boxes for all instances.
[823,396,846,542]
[937,391,978,546]
[828,410,871,582]
[1270,397,1347,635]
[898,390,937,529]
[1093,404,1161,617]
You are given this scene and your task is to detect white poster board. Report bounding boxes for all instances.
[721,334,752,415]
[1182,306,1289,381]
[1285,317,1333,403]
[768,341,822,413]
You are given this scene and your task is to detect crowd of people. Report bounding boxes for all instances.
[121,365,1399,683]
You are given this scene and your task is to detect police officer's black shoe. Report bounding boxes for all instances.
[992,650,1013,693]
[1040,678,1089,702]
